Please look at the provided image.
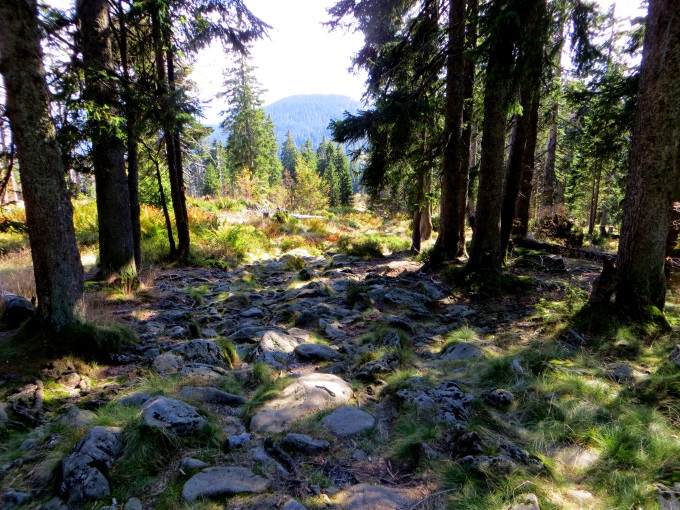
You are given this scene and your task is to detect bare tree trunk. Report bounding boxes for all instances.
[0,0,84,329]
[587,164,601,236]
[77,0,136,279]
[411,211,422,254]
[431,0,467,263]
[614,0,680,315]
[599,205,608,237]
[420,170,433,241]
[154,157,176,256]
[513,89,540,238]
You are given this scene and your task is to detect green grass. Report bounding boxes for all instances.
[440,326,479,352]
[346,280,370,308]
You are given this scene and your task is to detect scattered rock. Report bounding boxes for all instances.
[178,386,246,406]
[60,426,123,503]
[0,293,35,325]
[656,483,680,510]
[181,467,271,503]
[180,458,208,471]
[172,339,226,366]
[152,352,184,375]
[179,363,229,383]
[440,342,485,361]
[41,497,69,510]
[483,388,514,407]
[123,498,143,510]
[1,490,30,510]
[283,499,307,510]
[118,392,152,407]
[356,352,400,380]
[141,396,208,436]
[281,433,331,455]
[242,307,264,318]
[322,406,375,437]
[383,288,432,313]
[252,330,299,368]
[336,483,414,510]
[294,343,340,361]
[670,345,680,368]
[166,325,188,339]
[250,373,353,434]
[59,408,96,428]
[396,379,474,423]
[224,433,251,451]
[606,363,636,382]
[509,493,540,510]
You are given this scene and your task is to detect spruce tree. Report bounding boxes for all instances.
[280,131,299,179]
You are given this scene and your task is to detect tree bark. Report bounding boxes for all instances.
[0,0,84,329]
[513,90,540,238]
[420,170,433,241]
[118,0,142,270]
[431,0,466,262]
[614,0,680,314]
[77,0,136,278]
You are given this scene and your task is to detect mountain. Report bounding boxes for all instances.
[264,94,362,148]
[207,94,363,149]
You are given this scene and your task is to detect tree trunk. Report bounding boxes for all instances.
[431,0,466,263]
[0,0,84,329]
[118,0,141,270]
[154,157,176,256]
[420,170,433,241]
[614,0,680,315]
[513,89,540,237]
[411,170,425,253]
[411,210,422,254]
[77,0,136,279]
[587,164,602,236]
[456,0,478,258]
[500,84,533,257]
[468,47,512,273]
[599,205,608,237]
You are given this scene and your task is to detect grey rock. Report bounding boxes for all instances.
[458,454,515,475]
[1,490,30,510]
[282,433,331,455]
[352,449,368,461]
[356,352,400,380]
[322,407,375,437]
[145,321,165,334]
[252,329,299,368]
[295,310,320,328]
[383,288,432,311]
[670,345,680,368]
[60,408,96,428]
[441,342,485,361]
[396,379,474,423]
[509,493,540,510]
[324,323,350,342]
[483,388,514,407]
[181,467,270,503]
[224,433,251,451]
[283,500,307,510]
[567,329,587,346]
[607,363,635,382]
[294,343,340,361]
[180,458,208,470]
[201,328,219,338]
[20,438,39,451]
[657,484,680,510]
[379,331,403,348]
[0,294,35,325]
[123,498,143,510]
[0,402,8,422]
[337,483,414,510]
[178,386,246,406]
[228,326,271,343]
[250,373,353,434]
[242,307,264,318]
[172,339,226,366]
[446,305,476,318]
[152,352,183,375]
[41,497,69,510]
[166,325,188,339]
[141,396,208,436]
[60,426,123,503]
[179,363,229,383]
[57,372,82,389]
[118,392,152,407]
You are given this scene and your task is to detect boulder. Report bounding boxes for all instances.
[60,427,123,503]
[670,345,680,368]
[252,330,299,368]
[123,498,143,510]
[337,484,414,510]
[509,493,541,510]
[178,386,246,406]
[294,343,340,361]
[152,352,183,375]
[283,500,307,510]
[179,363,229,383]
[171,339,226,366]
[483,388,514,407]
[118,392,152,407]
[322,407,375,437]
[1,490,30,510]
[281,433,331,455]
[180,458,208,471]
[441,342,485,361]
[141,396,208,436]
[395,379,474,423]
[181,467,270,503]
[250,373,353,434]
[0,293,35,325]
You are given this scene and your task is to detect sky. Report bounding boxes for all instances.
[193,0,368,124]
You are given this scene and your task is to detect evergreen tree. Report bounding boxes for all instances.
[333,144,354,206]
[301,137,317,171]
[220,55,282,197]
[280,131,299,179]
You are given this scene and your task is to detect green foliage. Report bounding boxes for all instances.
[208,224,270,261]
[336,233,410,258]
[346,280,370,307]
[71,200,99,246]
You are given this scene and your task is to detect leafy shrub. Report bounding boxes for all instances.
[209,225,270,261]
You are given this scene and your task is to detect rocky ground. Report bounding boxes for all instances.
[0,248,679,510]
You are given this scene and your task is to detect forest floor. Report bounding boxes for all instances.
[0,204,680,510]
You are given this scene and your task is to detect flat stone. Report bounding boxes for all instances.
[152,352,183,374]
[242,307,264,318]
[1,490,30,510]
[441,342,485,361]
[607,363,636,382]
[294,343,340,361]
[141,396,208,436]
[337,483,414,510]
[172,339,226,366]
[60,408,96,428]
[324,323,351,342]
[322,407,375,437]
[252,330,299,368]
[483,388,514,407]
[282,433,331,455]
[509,493,540,510]
[250,373,353,434]
[123,498,143,510]
[118,392,152,407]
[283,500,307,510]
[178,386,246,406]
[145,321,165,334]
[179,363,229,383]
[180,458,208,470]
[166,325,188,338]
[181,467,270,503]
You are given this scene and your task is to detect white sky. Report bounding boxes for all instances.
[44,0,646,125]
[193,0,368,124]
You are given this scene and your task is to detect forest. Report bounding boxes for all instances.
[0,0,679,509]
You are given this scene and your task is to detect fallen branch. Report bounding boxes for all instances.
[513,238,616,264]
